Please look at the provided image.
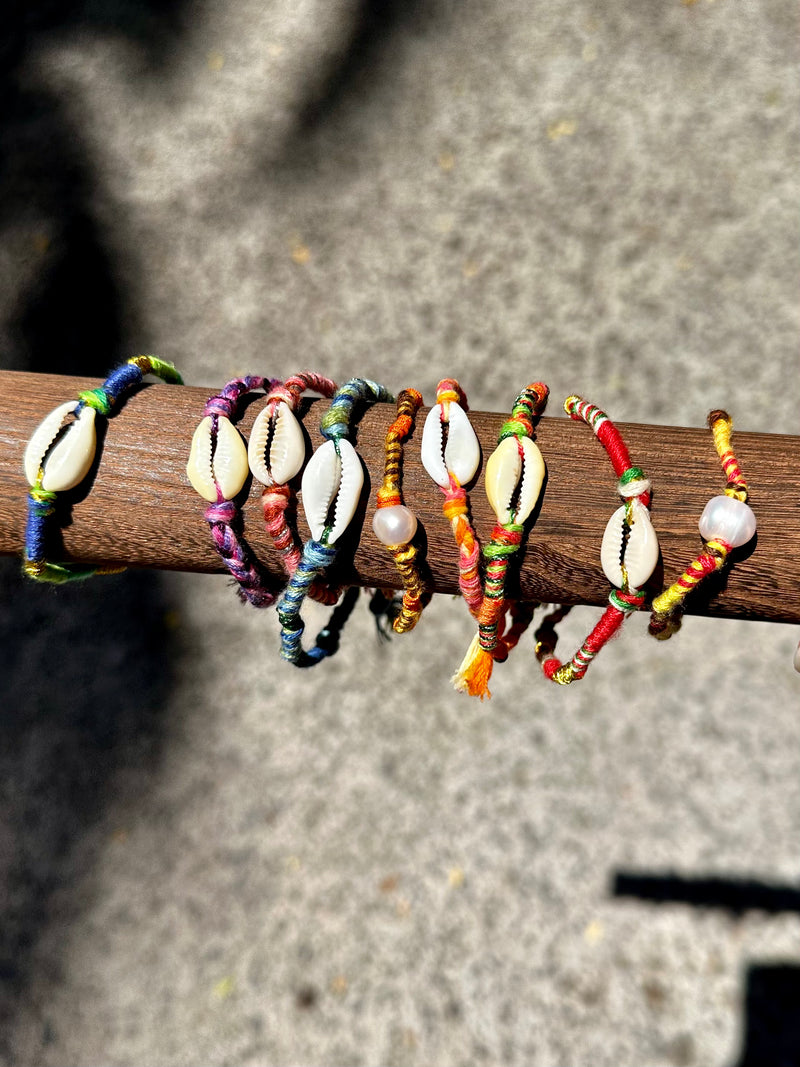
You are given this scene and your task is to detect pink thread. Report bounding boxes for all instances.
[257,371,340,605]
[196,376,283,607]
[442,475,483,618]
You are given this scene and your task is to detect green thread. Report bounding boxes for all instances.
[619,466,645,486]
[78,388,114,415]
[130,356,183,384]
[608,588,646,613]
[483,524,524,560]
[30,486,57,505]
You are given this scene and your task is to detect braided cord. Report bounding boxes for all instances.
[454,383,548,698]
[432,379,483,617]
[536,589,647,685]
[23,356,182,583]
[536,395,652,685]
[480,383,548,655]
[375,388,430,633]
[648,409,747,639]
[258,371,340,605]
[710,409,748,501]
[277,378,394,667]
[195,375,289,608]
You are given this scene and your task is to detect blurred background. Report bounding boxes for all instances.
[0,0,798,1063]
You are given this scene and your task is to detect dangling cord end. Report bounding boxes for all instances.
[452,632,495,699]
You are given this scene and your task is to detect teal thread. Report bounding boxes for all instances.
[277,377,394,668]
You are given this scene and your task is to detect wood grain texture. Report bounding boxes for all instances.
[1,370,798,622]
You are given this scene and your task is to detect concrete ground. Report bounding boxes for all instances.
[1,1,798,1064]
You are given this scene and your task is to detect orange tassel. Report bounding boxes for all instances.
[452,634,494,699]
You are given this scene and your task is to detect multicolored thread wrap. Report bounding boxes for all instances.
[277,377,394,667]
[23,356,183,584]
[454,382,549,698]
[373,388,430,633]
[256,371,340,606]
[535,395,654,685]
[648,409,751,640]
[195,375,286,608]
[430,379,483,617]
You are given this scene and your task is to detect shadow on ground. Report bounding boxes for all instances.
[612,870,800,1067]
[0,0,193,375]
[0,2,192,1056]
[0,559,177,1060]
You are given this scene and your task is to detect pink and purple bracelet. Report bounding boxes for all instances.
[186,375,283,607]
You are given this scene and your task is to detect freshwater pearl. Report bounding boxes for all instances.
[372,504,417,546]
[794,641,800,674]
[698,495,756,548]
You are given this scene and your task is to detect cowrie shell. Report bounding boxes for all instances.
[248,401,306,486]
[600,498,659,590]
[421,401,480,489]
[186,414,249,502]
[301,438,363,544]
[484,436,545,525]
[24,400,97,492]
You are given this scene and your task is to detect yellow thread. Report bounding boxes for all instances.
[710,411,733,463]
[650,411,748,639]
[551,663,576,685]
[651,583,687,615]
[376,389,427,633]
[710,410,748,501]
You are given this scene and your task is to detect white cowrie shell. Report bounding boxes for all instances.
[248,401,306,486]
[600,498,659,590]
[484,436,545,525]
[24,400,97,492]
[421,402,480,489]
[301,438,363,544]
[186,414,249,502]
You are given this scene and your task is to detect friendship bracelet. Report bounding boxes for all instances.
[535,395,659,685]
[649,409,756,639]
[248,371,341,606]
[277,377,394,667]
[420,379,482,617]
[372,388,431,634]
[454,382,549,698]
[186,375,284,607]
[21,367,781,684]
[23,355,183,583]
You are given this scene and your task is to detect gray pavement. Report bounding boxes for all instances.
[1,1,798,1064]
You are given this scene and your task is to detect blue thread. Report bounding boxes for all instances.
[24,357,181,583]
[320,379,393,442]
[25,493,55,562]
[278,377,394,667]
[277,540,340,667]
[100,362,144,403]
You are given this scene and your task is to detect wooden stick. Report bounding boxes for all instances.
[1,370,797,623]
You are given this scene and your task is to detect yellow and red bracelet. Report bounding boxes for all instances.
[372,388,431,633]
[648,409,756,640]
[535,395,659,685]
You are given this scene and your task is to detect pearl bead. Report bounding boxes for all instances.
[794,641,800,674]
[698,495,756,548]
[372,504,417,546]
